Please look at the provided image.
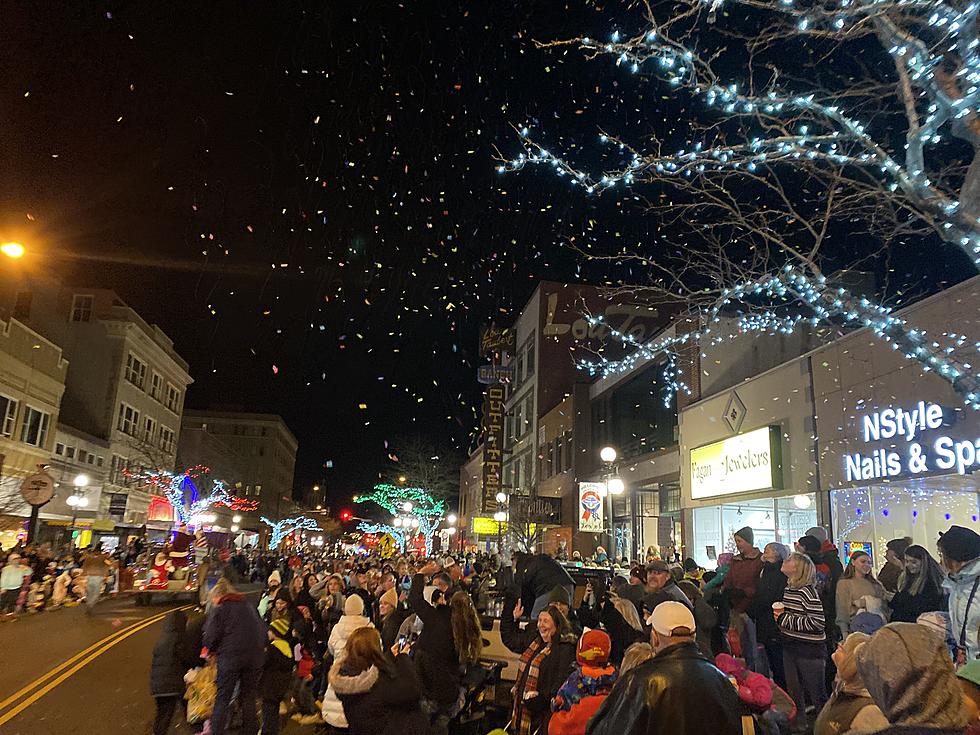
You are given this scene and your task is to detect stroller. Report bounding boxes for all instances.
[448,659,507,735]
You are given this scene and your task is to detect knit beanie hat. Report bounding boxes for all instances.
[734,526,754,545]
[344,594,365,616]
[806,526,829,543]
[937,525,980,562]
[798,535,822,555]
[577,629,612,666]
[380,587,398,609]
[270,618,290,637]
[546,586,570,606]
[835,632,870,686]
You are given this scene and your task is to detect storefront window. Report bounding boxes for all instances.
[831,479,979,570]
[691,493,817,568]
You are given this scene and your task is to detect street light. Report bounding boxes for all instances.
[1,242,25,260]
[493,511,507,522]
[600,446,618,464]
[67,474,89,546]
[607,477,626,495]
[232,515,242,523]
[495,491,507,504]
[447,513,457,525]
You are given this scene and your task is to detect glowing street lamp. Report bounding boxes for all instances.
[600,446,618,463]
[1,242,25,260]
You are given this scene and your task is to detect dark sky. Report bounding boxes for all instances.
[1,1,666,503]
[2,2,972,506]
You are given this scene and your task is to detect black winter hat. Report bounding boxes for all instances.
[798,535,822,555]
[937,525,980,562]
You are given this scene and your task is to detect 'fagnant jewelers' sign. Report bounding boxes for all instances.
[844,401,979,481]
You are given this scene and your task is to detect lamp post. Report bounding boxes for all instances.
[67,473,90,547]
[494,491,508,554]
[599,447,625,561]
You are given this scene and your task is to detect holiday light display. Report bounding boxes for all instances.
[499,3,980,408]
[261,515,322,549]
[356,522,406,551]
[355,483,445,555]
[127,466,257,525]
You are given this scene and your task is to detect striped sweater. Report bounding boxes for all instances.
[778,585,826,644]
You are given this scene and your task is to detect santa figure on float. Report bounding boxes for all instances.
[147,552,173,589]
[169,524,193,568]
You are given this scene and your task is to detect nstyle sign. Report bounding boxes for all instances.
[843,401,979,480]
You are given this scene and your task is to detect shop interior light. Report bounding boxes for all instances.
[793,494,812,509]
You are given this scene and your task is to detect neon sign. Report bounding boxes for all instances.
[845,401,978,480]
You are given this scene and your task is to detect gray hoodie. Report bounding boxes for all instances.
[856,623,970,730]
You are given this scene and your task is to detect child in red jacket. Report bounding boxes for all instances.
[549,630,618,735]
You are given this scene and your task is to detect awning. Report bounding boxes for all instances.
[92,519,116,532]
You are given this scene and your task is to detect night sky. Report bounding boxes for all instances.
[2,2,973,505]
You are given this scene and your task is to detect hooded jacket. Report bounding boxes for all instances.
[150,610,196,696]
[259,636,295,702]
[585,641,749,735]
[329,655,430,735]
[322,611,375,727]
[202,593,266,670]
[408,572,461,705]
[945,557,980,662]
[549,664,618,735]
[857,623,971,733]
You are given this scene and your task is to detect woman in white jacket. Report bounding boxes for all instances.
[321,594,374,728]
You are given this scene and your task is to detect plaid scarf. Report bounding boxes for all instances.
[512,639,549,735]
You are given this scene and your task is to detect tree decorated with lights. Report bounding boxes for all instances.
[129,466,258,525]
[355,483,446,555]
[499,0,980,408]
[261,515,322,549]
[355,522,407,551]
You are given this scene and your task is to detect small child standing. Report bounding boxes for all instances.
[261,619,295,735]
[289,619,320,725]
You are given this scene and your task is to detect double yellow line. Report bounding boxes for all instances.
[0,604,194,726]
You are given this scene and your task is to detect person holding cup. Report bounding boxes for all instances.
[775,552,828,734]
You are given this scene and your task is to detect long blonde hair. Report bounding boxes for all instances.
[612,596,644,632]
[786,552,816,589]
[450,592,484,666]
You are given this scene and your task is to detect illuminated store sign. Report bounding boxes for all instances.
[690,426,782,499]
[844,401,978,480]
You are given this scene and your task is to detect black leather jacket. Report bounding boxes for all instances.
[585,641,749,735]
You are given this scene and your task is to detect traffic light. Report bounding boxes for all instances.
[339,509,352,522]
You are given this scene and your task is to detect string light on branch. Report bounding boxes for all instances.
[261,516,322,548]
[356,522,406,551]
[355,483,446,555]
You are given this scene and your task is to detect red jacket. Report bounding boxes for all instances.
[723,553,763,613]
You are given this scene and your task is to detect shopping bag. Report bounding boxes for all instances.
[184,660,217,723]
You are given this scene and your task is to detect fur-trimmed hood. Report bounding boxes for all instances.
[328,659,380,696]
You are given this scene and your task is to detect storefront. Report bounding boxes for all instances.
[680,358,821,569]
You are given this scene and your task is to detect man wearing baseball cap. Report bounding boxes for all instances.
[586,601,750,735]
[641,560,693,617]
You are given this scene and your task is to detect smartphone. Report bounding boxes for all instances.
[397,634,408,648]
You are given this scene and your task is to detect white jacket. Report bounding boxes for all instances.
[321,614,374,727]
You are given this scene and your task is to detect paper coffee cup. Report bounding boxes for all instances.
[772,602,785,613]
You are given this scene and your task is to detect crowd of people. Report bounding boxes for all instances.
[142,521,980,735]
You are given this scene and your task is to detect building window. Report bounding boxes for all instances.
[0,395,17,438]
[159,426,175,453]
[65,446,75,458]
[110,455,128,485]
[20,406,50,447]
[125,353,147,389]
[117,403,140,436]
[78,449,88,463]
[55,442,65,455]
[13,292,32,320]
[525,340,535,376]
[165,384,180,413]
[144,416,156,443]
[254,484,261,496]
[70,294,94,322]
[97,456,104,467]
[87,454,95,465]
[150,373,163,401]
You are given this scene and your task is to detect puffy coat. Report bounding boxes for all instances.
[549,665,617,735]
[329,654,430,735]
[945,557,980,661]
[150,610,194,696]
[202,593,266,670]
[585,641,750,735]
[322,612,375,727]
[408,573,461,705]
[259,639,295,702]
[751,561,788,646]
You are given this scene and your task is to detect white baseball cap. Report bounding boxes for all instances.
[646,601,696,636]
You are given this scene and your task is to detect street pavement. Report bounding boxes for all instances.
[0,588,316,735]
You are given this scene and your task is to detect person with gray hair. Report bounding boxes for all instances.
[752,542,790,688]
[857,622,971,733]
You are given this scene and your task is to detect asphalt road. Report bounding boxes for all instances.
[0,589,317,735]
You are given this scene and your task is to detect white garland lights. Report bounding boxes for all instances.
[499,2,980,409]
[578,266,980,410]
[261,515,322,549]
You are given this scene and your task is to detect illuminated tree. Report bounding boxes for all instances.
[356,483,446,555]
[500,0,980,408]
[131,466,256,525]
[261,516,322,549]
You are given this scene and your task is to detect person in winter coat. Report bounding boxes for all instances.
[549,629,617,735]
[813,632,888,735]
[599,595,647,666]
[938,525,980,665]
[677,580,718,660]
[260,619,295,735]
[502,599,577,735]
[752,542,789,689]
[202,584,267,735]
[150,609,198,735]
[776,552,827,734]
[642,560,693,615]
[586,601,750,735]
[723,527,764,672]
[321,593,375,728]
[378,586,408,651]
[515,552,576,620]
[889,545,947,623]
[408,564,462,727]
[835,550,887,639]
[858,622,972,734]
[328,626,430,735]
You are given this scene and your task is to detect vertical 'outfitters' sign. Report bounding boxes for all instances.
[482,384,506,512]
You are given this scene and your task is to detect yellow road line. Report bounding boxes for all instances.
[0,604,193,724]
